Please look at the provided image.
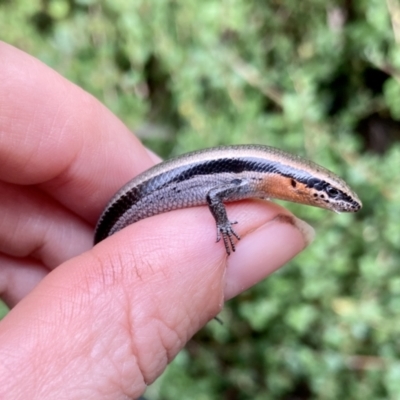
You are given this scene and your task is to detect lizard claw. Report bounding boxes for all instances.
[216,222,240,255]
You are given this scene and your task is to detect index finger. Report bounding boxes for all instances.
[0,41,152,223]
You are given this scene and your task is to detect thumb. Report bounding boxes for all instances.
[0,202,311,399]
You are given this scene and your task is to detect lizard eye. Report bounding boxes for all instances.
[326,185,339,198]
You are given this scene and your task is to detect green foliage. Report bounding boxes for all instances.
[0,301,8,320]
[2,0,400,398]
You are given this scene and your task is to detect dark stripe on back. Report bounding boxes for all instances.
[140,157,316,195]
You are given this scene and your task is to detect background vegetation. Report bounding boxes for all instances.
[1,0,400,398]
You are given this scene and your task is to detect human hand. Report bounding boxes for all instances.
[0,42,313,399]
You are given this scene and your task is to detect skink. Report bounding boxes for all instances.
[94,144,362,254]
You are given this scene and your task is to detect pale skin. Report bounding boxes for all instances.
[0,42,312,399]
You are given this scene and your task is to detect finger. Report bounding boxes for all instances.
[224,209,314,299]
[0,181,92,266]
[0,201,310,399]
[0,42,152,223]
[119,200,313,300]
[0,180,92,305]
[0,255,47,307]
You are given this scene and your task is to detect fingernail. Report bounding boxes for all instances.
[224,215,314,300]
